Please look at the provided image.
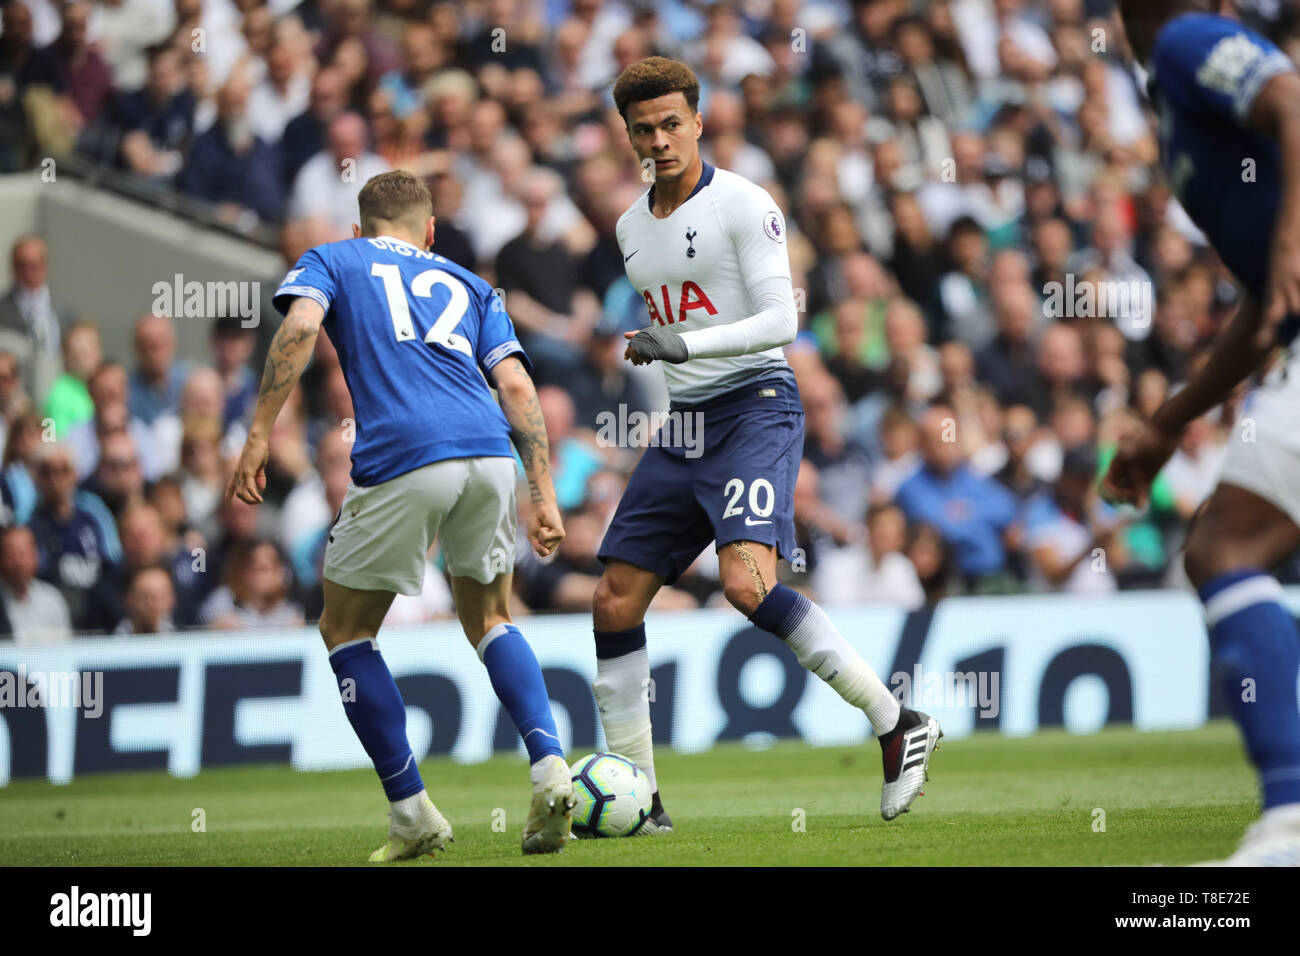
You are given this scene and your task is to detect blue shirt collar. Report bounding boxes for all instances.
[648,161,715,213]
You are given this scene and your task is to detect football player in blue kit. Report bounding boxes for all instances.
[1106,0,1300,864]
[228,170,576,860]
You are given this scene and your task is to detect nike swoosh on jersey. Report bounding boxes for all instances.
[744,517,772,526]
[624,250,639,262]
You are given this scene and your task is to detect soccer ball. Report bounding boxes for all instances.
[569,752,653,838]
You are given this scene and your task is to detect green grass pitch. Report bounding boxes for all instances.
[0,722,1259,866]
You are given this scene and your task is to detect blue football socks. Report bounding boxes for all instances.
[1200,570,1300,809]
[328,637,425,801]
[478,623,563,764]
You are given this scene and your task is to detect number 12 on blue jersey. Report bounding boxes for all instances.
[371,262,474,358]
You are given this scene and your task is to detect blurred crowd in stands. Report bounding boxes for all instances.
[2,0,1298,641]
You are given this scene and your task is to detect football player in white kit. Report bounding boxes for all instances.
[590,57,942,833]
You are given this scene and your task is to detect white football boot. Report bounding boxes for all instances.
[368,793,453,862]
[633,805,673,835]
[1195,804,1300,866]
[879,708,943,821]
[522,755,577,855]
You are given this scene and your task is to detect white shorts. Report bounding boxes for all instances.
[322,456,517,595]
[1218,349,1300,527]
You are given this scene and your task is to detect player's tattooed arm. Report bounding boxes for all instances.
[227,297,324,504]
[492,356,551,503]
[491,355,565,557]
[250,297,325,439]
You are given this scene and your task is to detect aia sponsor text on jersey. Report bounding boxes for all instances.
[641,281,717,325]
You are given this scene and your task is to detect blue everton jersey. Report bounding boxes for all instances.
[1149,13,1298,339]
[273,235,528,486]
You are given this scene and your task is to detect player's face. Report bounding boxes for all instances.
[624,92,702,183]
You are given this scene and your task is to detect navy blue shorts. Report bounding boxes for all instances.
[598,374,803,584]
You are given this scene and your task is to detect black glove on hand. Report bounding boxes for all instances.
[627,326,690,364]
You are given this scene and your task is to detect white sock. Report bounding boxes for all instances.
[390,790,427,828]
[781,598,900,735]
[593,646,658,792]
[1259,802,1300,829]
[529,753,567,788]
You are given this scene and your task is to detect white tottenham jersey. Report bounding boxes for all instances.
[616,164,792,405]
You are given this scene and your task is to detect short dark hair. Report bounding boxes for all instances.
[125,562,173,595]
[145,42,179,66]
[891,13,928,42]
[357,170,433,236]
[211,315,252,339]
[865,502,903,527]
[89,359,126,390]
[947,215,984,240]
[613,56,700,122]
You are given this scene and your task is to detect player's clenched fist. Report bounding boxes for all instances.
[528,499,565,558]
[1261,233,1300,348]
[1101,421,1179,509]
[226,436,270,505]
[623,327,688,365]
